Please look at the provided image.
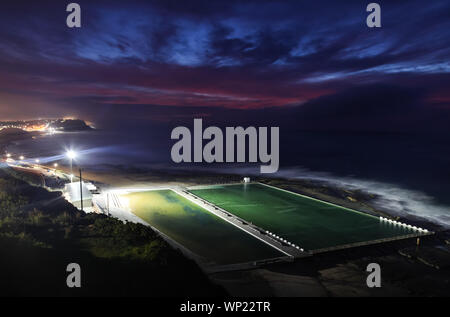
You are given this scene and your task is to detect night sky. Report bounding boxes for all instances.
[0,0,449,132]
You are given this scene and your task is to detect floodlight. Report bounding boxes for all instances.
[66,150,77,160]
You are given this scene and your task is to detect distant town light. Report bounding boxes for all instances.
[6,153,11,158]
[54,163,58,167]
[19,155,25,160]
[35,159,40,163]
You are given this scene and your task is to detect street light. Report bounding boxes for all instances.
[66,150,77,182]
[52,163,58,176]
[6,153,11,158]
[65,149,84,212]
[19,155,24,160]
[66,150,76,160]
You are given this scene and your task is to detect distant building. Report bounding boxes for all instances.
[243,177,251,183]
[64,181,93,210]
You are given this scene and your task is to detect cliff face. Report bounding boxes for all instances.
[51,119,93,131]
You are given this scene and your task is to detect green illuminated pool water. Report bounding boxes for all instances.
[190,183,419,251]
[122,190,283,265]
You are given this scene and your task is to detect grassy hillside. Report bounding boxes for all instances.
[0,168,224,296]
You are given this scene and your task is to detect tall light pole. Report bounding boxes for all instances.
[79,168,83,212]
[65,150,83,212]
[106,192,110,216]
[66,150,77,183]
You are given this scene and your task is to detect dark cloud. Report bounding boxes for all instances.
[0,0,448,126]
[70,84,448,136]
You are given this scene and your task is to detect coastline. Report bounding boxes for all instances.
[3,133,450,296]
[51,161,448,233]
[3,128,447,241]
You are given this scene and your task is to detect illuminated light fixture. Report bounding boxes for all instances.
[66,150,77,160]
[54,163,58,167]
[19,155,25,160]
